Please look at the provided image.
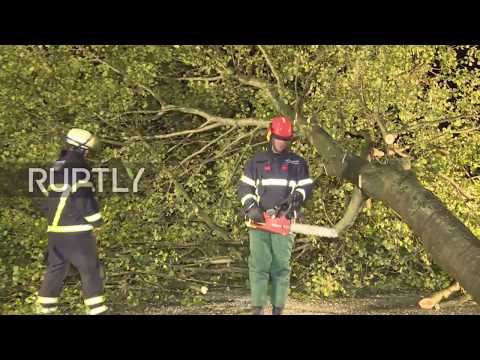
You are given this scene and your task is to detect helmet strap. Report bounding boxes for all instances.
[66,133,93,150]
[82,134,94,149]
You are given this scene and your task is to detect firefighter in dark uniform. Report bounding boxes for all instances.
[36,129,108,315]
[238,116,313,315]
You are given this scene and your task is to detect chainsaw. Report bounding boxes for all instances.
[246,200,338,238]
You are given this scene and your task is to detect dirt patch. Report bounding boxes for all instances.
[131,289,480,315]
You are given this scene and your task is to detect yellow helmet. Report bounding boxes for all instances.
[66,128,98,150]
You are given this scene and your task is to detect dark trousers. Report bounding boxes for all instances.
[39,231,104,301]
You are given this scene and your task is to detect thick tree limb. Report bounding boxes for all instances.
[333,134,373,234]
[334,188,367,234]
[156,106,267,127]
[419,282,461,309]
[129,105,268,141]
[302,118,480,303]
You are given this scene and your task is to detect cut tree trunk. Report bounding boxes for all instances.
[419,282,461,309]
[302,122,480,303]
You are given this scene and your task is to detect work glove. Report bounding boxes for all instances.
[283,207,297,220]
[279,192,303,219]
[246,205,265,223]
[291,191,303,210]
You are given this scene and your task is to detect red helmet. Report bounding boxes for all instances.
[268,116,293,141]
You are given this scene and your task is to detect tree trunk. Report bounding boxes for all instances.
[304,122,480,303]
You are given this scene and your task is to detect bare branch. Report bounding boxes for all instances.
[439,173,474,201]
[209,127,260,162]
[93,112,121,131]
[89,56,167,107]
[358,75,391,144]
[420,126,480,147]
[100,138,126,146]
[154,105,268,127]
[136,83,167,108]
[303,47,335,92]
[178,125,238,167]
[179,127,261,177]
[398,114,479,133]
[164,134,196,159]
[135,123,224,140]
[128,105,268,141]
[120,110,161,115]
[169,174,230,242]
[233,72,296,119]
[258,45,283,92]
[134,133,230,241]
[162,75,223,82]
[235,73,270,89]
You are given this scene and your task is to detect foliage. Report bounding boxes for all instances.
[1,45,479,313]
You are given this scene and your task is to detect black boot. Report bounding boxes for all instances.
[251,307,264,315]
[272,307,283,315]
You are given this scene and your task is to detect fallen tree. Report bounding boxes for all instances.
[226,49,480,302]
[2,45,480,313]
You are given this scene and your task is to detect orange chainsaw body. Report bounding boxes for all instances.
[248,211,292,236]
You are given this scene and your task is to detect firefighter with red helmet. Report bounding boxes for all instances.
[238,116,313,315]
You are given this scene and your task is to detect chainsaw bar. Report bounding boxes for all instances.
[247,212,338,238]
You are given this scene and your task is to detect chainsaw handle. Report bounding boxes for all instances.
[275,198,293,218]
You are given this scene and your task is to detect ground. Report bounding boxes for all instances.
[133,289,480,315]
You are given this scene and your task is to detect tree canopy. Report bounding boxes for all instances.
[1,45,479,313]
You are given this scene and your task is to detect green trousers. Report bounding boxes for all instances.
[248,229,295,308]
